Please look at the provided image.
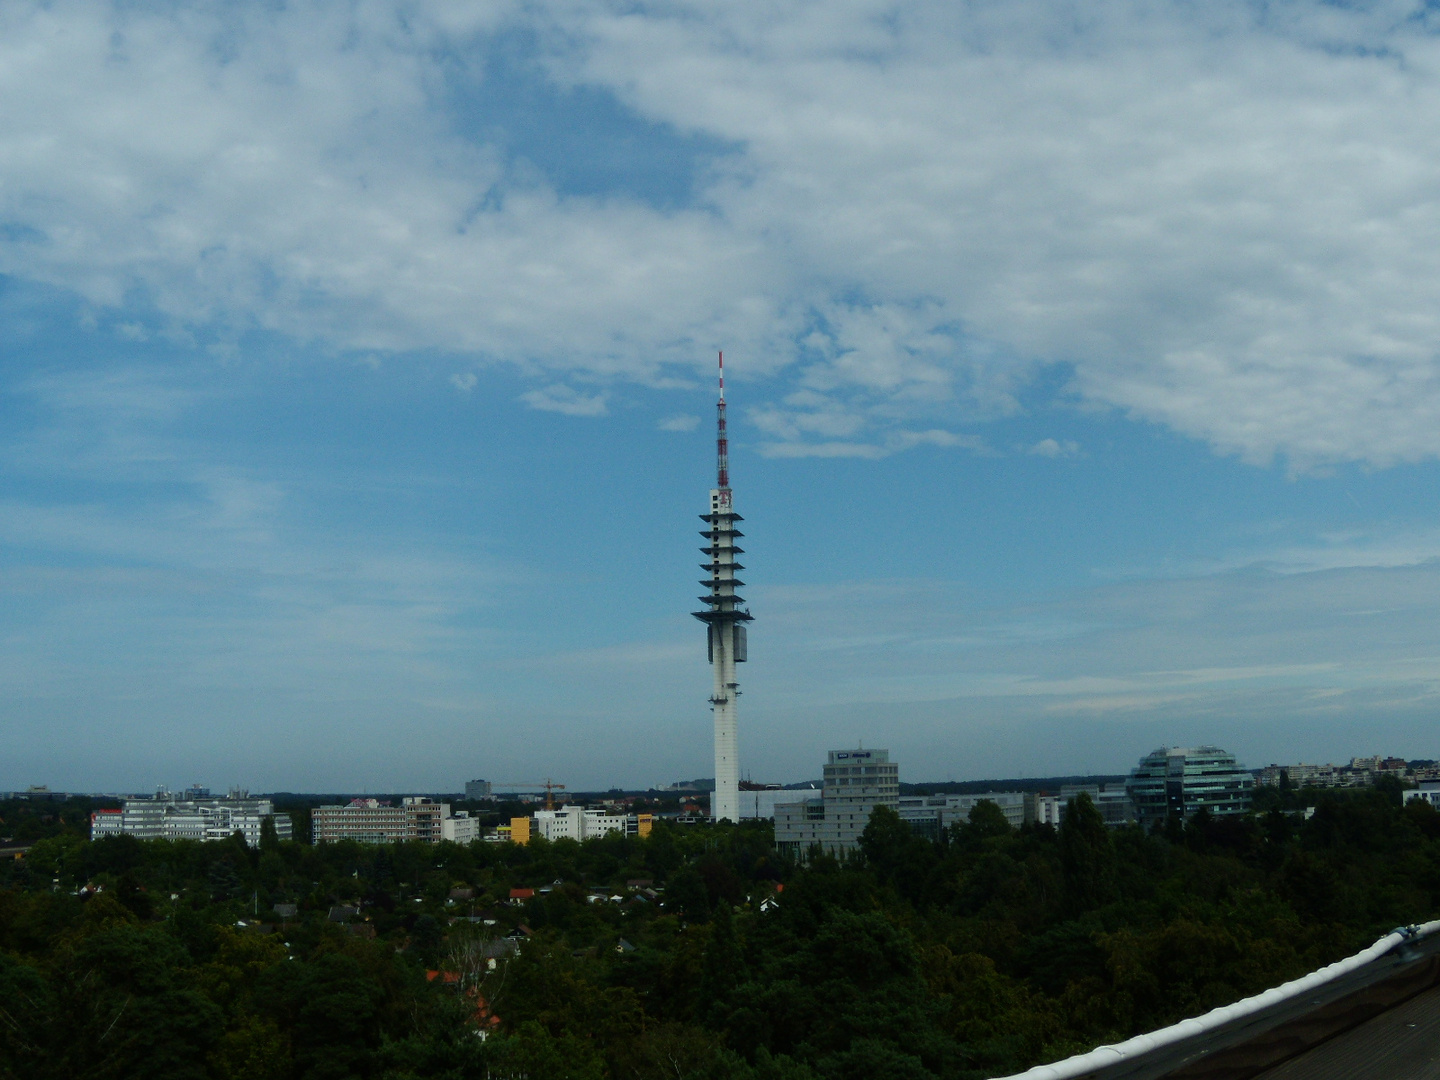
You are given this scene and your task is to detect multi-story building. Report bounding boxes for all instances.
[1257,763,1337,788]
[897,792,1029,839]
[1057,784,1136,826]
[509,809,653,844]
[1351,755,1409,775]
[312,797,455,844]
[774,749,900,858]
[464,780,493,801]
[1405,783,1440,809]
[896,796,958,839]
[442,811,480,844]
[90,794,291,847]
[1254,760,1399,789]
[896,783,1139,838]
[1127,746,1252,826]
[950,792,1027,829]
[737,786,805,820]
[1029,793,1063,826]
[531,806,628,841]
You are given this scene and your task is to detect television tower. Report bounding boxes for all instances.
[693,352,752,823]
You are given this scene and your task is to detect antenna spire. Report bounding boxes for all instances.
[716,351,729,491]
[693,349,751,825]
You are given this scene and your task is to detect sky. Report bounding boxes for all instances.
[6,0,1440,792]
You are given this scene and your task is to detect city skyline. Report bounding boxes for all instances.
[8,3,1440,791]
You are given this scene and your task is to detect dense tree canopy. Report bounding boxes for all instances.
[0,785,1436,1080]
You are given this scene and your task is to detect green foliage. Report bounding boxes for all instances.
[0,794,1435,1079]
[1058,793,1117,915]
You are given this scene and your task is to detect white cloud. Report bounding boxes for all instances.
[1028,438,1080,458]
[519,384,608,416]
[450,372,478,392]
[759,429,987,459]
[10,2,1440,464]
[659,413,700,431]
[760,440,889,460]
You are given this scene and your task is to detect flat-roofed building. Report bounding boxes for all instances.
[1057,784,1136,826]
[312,797,454,844]
[775,749,899,858]
[442,811,480,843]
[897,795,957,839]
[464,780,493,800]
[90,795,291,847]
[508,807,647,844]
[949,791,1027,829]
[530,806,628,841]
[899,791,1030,839]
[737,786,804,820]
[1405,783,1440,810]
[1029,793,1063,826]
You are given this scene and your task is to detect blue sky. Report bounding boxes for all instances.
[6,0,1440,792]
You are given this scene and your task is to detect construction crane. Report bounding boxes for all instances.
[493,780,567,811]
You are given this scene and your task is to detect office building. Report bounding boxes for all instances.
[950,791,1027,829]
[509,809,653,844]
[1127,746,1252,826]
[531,806,627,841]
[312,797,453,844]
[737,786,802,820]
[774,749,899,858]
[897,791,1029,838]
[1406,783,1440,809]
[1029,793,1063,826]
[1054,784,1136,826]
[692,353,753,823]
[90,794,291,847]
[442,811,480,843]
[897,795,959,839]
[464,780,493,801]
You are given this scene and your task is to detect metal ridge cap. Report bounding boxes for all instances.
[987,925,1421,1080]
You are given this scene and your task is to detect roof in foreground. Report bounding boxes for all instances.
[1254,983,1440,1080]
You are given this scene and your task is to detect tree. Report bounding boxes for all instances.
[699,901,746,1025]
[963,800,1013,842]
[1059,793,1117,914]
[859,805,937,902]
[258,951,388,1080]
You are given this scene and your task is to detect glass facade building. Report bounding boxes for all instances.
[1126,746,1252,825]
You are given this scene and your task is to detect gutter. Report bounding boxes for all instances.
[990,919,1440,1080]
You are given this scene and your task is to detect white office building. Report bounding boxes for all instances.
[91,795,291,847]
[442,811,480,843]
[531,806,629,841]
[774,749,900,858]
[1406,783,1440,809]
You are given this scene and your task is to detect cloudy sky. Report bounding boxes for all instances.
[6,0,1440,793]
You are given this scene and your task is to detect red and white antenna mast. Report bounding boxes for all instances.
[693,349,750,824]
[716,351,730,494]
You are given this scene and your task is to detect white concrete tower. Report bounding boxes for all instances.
[693,352,752,823]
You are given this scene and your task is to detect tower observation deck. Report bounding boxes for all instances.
[692,352,753,823]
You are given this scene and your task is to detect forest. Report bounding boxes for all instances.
[1,782,1438,1080]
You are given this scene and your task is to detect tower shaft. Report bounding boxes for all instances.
[693,352,752,823]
